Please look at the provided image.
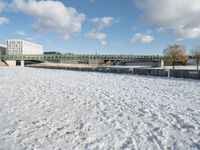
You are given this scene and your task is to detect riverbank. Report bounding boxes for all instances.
[28,62,200,80]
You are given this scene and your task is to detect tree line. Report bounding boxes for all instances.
[163,44,200,69]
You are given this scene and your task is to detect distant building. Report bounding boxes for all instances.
[44,51,62,55]
[6,40,43,55]
[0,44,6,55]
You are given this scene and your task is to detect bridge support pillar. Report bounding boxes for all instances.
[21,60,24,67]
[161,60,164,68]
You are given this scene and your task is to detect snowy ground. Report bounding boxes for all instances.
[0,67,199,150]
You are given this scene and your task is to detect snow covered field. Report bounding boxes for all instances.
[0,67,199,150]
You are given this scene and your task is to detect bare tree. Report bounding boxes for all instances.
[192,46,200,70]
[163,44,188,69]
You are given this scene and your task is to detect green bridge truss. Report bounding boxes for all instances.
[0,54,163,64]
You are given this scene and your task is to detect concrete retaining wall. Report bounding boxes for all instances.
[169,70,200,79]
[5,60,16,67]
[0,60,7,66]
[29,66,200,80]
[4,60,25,67]
[133,68,168,76]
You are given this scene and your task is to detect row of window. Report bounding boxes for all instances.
[8,51,22,53]
[7,41,42,49]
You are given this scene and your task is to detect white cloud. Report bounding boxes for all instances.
[26,37,34,41]
[146,30,152,34]
[101,41,107,46]
[12,0,85,39]
[0,17,9,25]
[157,27,165,32]
[134,0,200,39]
[0,0,5,12]
[131,33,154,43]
[15,30,26,36]
[85,29,107,45]
[90,16,119,29]
[88,16,118,44]
[0,1,9,26]
[132,26,137,30]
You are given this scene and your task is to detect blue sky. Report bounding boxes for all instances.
[0,0,200,55]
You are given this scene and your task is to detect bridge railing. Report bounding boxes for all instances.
[0,54,163,62]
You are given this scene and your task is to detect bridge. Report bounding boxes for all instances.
[0,54,163,66]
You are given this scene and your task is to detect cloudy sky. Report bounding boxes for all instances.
[0,0,200,54]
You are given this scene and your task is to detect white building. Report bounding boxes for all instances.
[6,40,43,55]
[0,44,6,55]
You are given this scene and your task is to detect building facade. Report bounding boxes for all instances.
[0,44,6,55]
[6,40,43,55]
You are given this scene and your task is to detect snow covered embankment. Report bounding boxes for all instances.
[0,67,199,149]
